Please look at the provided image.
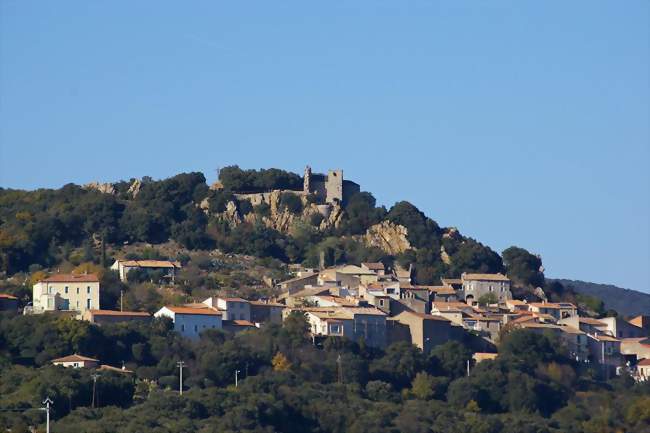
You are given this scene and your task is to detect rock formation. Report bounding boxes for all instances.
[84,182,116,195]
[363,221,411,255]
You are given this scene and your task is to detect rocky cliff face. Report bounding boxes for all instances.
[84,182,116,195]
[363,221,411,255]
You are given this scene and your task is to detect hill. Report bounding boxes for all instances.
[552,279,650,317]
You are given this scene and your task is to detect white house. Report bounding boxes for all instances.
[202,297,251,321]
[32,274,100,313]
[154,306,222,339]
[52,354,99,369]
[460,273,512,304]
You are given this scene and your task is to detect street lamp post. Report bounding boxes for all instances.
[235,370,241,388]
[42,397,53,433]
[177,361,185,396]
[91,373,100,408]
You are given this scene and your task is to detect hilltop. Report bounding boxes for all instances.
[551,279,650,317]
[0,165,609,313]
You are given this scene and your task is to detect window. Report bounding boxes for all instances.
[86,299,91,309]
[76,287,79,294]
[379,299,385,307]
[194,325,198,332]
[181,324,185,332]
[87,286,91,294]
[76,301,79,308]
[48,286,52,294]
[65,286,69,294]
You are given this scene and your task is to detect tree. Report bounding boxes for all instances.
[477,292,498,306]
[411,372,436,400]
[272,352,292,372]
[502,246,545,288]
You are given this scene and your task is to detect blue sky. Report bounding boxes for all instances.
[1,1,648,293]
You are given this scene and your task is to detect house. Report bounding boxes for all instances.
[361,262,385,276]
[505,299,529,312]
[52,354,99,369]
[0,293,18,311]
[460,273,512,304]
[440,278,463,292]
[388,311,457,352]
[558,326,589,361]
[276,272,319,293]
[81,309,151,326]
[587,333,622,374]
[559,316,609,336]
[203,297,251,321]
[250,300,285,325]
[619,337,650,365]
[99,364,134,374]
[32,274,100,313]
[296,307,387,348]
[111,259,181,283]
[528,302,577,320]
[598,316,649,339]
[154,306,222,339]
[424,286,458,302]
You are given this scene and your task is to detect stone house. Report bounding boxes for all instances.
[528,302,577,320]
[250,300,285,325]
[460,273,512,304]
[294,307,387,348]
[81,309,151,326]
[388,311,458,352]
[277,272,319,294]
[32,274,100,314]
[154,306,222,339]
[111,259,181,283]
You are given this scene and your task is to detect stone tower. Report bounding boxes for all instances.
[303,165,312,194]
[325,169,343,203]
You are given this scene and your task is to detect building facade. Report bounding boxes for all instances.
[32,274,100,313]
[154,306,222,339]
[460,273,512,304]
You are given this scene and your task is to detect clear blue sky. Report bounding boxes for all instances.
[1,2,648,293]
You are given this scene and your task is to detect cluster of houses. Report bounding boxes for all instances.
[3,259,649,381]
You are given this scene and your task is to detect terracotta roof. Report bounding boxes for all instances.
[40,274,99,283]
[231,320,256,327]
[119,260,180,268]
[164,306,221,316]
[219,297,249,303]
[52,354,99,363]
[432,301,473,311]
[559,326,584,335]
[0,293,18,300]
[506,300,527,306]
[638,358,650,366]
[87,309,150,317]
[312,295,358,307]
[441,278,462,285]
[424,286,457,295]
[99,364,134,374]
[462,273,510,282]
[361,262,385,271]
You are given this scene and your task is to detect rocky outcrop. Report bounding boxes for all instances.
[84,182,115,195]
[363,221,411,255]
[128,179,143,198]
[440,246,451,265]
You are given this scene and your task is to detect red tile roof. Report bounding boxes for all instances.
[638,358,650,366]
[0,293,18,300]
[40,274,99,283]
[52,354,99,363]
[165,306,221,316]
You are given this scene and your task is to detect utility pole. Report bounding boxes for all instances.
[177,361,185,395]
[42,397,53,433]
[467,359,471,377]
[235,370,241,387]
[120,289,123,312]
[91,373,100,408]
[336,354,343,384]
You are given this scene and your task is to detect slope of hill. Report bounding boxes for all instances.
[552,279,650,317]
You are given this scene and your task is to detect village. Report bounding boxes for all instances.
[3,257,648,383]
